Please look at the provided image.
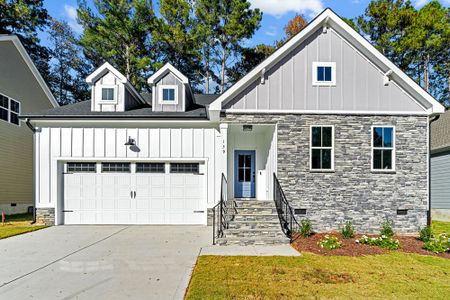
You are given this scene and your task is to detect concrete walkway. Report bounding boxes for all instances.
[200,244,300,256]
[0,225,211,300]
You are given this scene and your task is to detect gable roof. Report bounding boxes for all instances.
[431,109,450,153]
[209,8,444,115]
[0,35,58,108]
[147,63,189,85]
[86,62,146,104]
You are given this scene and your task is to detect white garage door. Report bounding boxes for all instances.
[63,162,206,224]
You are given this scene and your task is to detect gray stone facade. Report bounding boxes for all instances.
[222,113,429,234]
[36,208,55,226]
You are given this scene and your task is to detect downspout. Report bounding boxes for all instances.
[428,114,440,226]
[25,118,37,223]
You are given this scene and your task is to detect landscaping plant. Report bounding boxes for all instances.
[423,233,450,254]
[419,225,433,242]
[380,219,394,238]
[341,221,355,239]
[318,235,342,250]
[299,219,313,237]
[356,235,400,250]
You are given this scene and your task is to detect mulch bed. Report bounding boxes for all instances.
[291,232,450,259]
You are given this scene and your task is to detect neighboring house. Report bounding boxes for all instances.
[24,9,444,242]
[431,109,450,221]
[0,35,58,215]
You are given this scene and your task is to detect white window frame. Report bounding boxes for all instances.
[312,62,336,86]
[99,85,118,104]
[371,125,396,172]
[159,85,178,105]
[310,125,335,171]
[0,92,21,126]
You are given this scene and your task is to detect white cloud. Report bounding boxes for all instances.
[265,26,277,37]
[64,4,83,33]
[249,0,324,18]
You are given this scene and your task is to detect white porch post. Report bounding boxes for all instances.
[219,123,228,180]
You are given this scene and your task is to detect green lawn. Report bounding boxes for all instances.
[0,213,47,239]
[186,221,450,300]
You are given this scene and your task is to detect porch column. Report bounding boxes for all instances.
[219,123,228,180]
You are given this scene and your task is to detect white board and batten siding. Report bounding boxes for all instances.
[224,28,426,114]
[35,126,224,224]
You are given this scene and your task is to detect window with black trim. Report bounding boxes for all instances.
[101,162,131,173]
[372,127,394,170]
[170,163,199,174]
[67,163,96,173]
[136,163,165,173]
[0,93,20,125]
[310,126,334,170]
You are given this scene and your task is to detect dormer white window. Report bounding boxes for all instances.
[99,86,117,104]
[159,85,178,104]
[312,62,336,86]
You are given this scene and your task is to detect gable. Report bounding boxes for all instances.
[224,28,425,113]
[152,72,185,112]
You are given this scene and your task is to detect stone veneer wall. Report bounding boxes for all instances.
[36,208,55,226]
[222,113,429,234]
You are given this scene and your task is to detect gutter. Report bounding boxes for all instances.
[428,114,440,226]
[25,118,37,133]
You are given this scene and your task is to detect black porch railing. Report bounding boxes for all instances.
[273,173,300,242]
[212,174,233,245]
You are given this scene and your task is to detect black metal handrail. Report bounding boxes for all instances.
[273,173,300,242]
[212,174,229,245]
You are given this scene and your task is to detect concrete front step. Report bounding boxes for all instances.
[227,220,281,230]
[216,236,290,246]
[223,228,287,238]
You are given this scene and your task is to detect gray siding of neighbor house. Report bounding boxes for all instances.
[224,28,425,113]
[222,114,428,234]
[431,151,450,209]
[153,72,184,112]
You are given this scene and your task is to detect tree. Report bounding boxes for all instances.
[156,0,202,88]
[227,44,274,83]
[195,0,262,93]
[77,0,157,91]
[284,14,308,39]
[48,20,91,105]
[0,0,51,84]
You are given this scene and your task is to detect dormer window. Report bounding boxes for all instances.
[312,62,336,86]
[159,85,178,104]
[101,87,116,102]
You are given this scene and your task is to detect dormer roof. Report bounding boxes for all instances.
[147,63,189,85]
[86,62,146,104]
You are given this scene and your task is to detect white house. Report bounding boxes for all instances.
[24,9,444,245]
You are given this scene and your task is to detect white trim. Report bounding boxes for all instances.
[148,63,189,85]
[98,85,118,104]
[223,109,430,116]
[0,35,58,108]
[371,125,396,172]
[312,62,336,86]
[158,85,179,105]
[208,9,445,114]
[310,125,335,171]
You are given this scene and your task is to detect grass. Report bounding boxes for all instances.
[0,213,47,239]
[186,221,450,300]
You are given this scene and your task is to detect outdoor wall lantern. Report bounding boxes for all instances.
[124,136,136,146]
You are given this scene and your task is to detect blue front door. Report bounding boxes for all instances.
[234,150,256,198]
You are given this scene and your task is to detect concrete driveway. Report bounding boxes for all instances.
[0,225,211,299]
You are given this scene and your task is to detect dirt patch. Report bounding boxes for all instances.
[303,268,355,284]
[291,232,450,259]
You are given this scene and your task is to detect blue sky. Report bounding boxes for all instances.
[40,0,449,48]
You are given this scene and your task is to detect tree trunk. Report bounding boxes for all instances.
[220,47,226,94]
[423,55,430,92]
[125,45,131,81]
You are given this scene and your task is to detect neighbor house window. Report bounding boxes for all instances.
[312,62,336,86]
[67,163,96,173]
[372,126,395,171]
[170,163,199,174]
[310,126,334,170]
[0,93,20,126]
[101,87,115,101]
[159,85,178,104]
[101,163,131,173]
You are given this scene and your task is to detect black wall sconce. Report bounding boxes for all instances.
[124,136,136,146]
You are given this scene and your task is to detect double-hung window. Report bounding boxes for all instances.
[0,93,20,126]
[310,126,334,171]
[372,126,395,171]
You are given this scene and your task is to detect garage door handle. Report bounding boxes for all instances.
[194,210,204,213]
[134,191,136,198]
[130,191,133,199]
[63,210,73,213]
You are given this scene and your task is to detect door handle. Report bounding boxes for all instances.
[134,191,136,198]
[130,191,133,199]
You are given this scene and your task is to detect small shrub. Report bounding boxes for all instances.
[423,233,450,254]
[356,235,400,250]
[418,226,433,242]
[341,221,355,239]
[318,235,342,250]
[298,219,313,237]
[380,219,394,238]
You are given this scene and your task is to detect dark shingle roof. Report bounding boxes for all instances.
[431,109,450,153]
[22,100,208,119]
